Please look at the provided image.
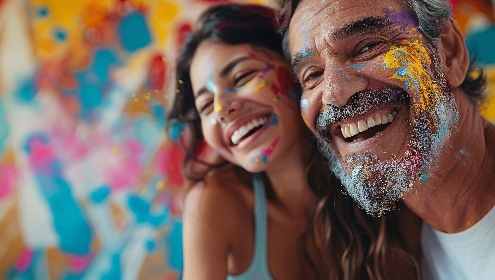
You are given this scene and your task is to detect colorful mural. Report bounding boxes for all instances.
[0,0,492,279]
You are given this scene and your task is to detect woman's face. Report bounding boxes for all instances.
[189,41,305,172]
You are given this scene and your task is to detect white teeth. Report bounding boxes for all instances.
[231,117,268,145]
[357,120,368,132]
[367,116,376,128]
[341,111,398,139]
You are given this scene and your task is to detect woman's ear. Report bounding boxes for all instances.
[437,18,470,87]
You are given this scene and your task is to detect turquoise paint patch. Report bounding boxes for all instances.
[128,195,151,223]
[101,253,121,280]
[26,134,93,255]
[419,174,428,182]
[16,76,38,102]
[300,99,309,109]
[90,186,110,204]
[269,115,278,126]
[168,121,185,141]
[262,157,268,163]
[167,221,183,270]
[54,27,67,41]
[38,6,49,17]
[119,12,151,52]
[80,84,103,109]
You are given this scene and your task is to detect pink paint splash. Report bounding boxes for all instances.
[27,137,56,175]
[68,254,92,273]
[251,137,280,164]
[0,164,18,198]
[107,139,144,191]
[14,248,34,272]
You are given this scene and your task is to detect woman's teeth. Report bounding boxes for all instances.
[231,117,268,145]
[341,111,398,138]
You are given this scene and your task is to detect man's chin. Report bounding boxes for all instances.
[319,139,414,216]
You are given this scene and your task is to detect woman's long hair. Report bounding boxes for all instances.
[167,3,418,279]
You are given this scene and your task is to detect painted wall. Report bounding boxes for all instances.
[0,0,492,279]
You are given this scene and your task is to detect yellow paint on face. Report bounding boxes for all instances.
[254,80,270,92]
[382,40,442,113]
[215,103,222,113]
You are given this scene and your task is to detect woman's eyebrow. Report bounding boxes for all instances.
[220,56,258,77]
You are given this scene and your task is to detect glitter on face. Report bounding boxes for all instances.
[316,39,459,216]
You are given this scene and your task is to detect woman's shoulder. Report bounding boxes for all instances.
[184,165,254,224]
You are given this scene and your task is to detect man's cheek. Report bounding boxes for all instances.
[300,97,318,130]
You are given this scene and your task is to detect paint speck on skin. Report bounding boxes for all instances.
[419,173,428,182]
[210,117,218,125]
[300,99,309,109]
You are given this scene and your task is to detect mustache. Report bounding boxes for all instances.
[316,86,410,130]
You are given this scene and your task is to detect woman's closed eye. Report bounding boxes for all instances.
[196,98,214,114]
[234,69,259,87]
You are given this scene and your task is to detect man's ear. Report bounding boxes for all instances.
[437,18,469,87]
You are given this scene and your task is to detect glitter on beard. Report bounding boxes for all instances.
[315,50,459,216]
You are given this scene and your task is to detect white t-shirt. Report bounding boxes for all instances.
[421,206,495,280]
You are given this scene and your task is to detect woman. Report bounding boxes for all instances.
[168,3,420,279]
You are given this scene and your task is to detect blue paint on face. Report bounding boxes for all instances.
[211,117,218,125]
[119,12,151,52]
[262,157,268,163]
[350,64,365,70]
[90,186,110,204]
[270,114,279,126]
[419,173,428,182]
[260,63,274,74]
[205,74,218,94]
[300,99,309,109]
[224,88,237,93]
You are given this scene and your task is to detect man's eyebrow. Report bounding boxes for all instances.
[291,16,393,76]
[291,50,313,78]
[331,16,393,41]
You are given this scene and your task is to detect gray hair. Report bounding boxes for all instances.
[397,0,452,41]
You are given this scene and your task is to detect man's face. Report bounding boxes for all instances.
[288,0,459,215]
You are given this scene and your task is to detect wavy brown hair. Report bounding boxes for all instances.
[167,3,419,279]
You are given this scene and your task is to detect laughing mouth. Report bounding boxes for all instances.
[340,110,398,142]
[231,116,268,145]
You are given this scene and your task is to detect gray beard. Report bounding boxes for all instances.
[317,87,458,216]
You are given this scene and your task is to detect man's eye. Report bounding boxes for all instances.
[355,40,385,58]
[301,68,323,89]
[235,70,258,87]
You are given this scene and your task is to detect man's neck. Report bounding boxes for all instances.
[403,90,495,233]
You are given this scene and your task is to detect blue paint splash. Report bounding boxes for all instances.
[119,12,151,53]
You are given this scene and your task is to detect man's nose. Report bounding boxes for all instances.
[322,65,367,107]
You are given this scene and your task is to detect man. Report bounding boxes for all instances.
[279,0,495,278]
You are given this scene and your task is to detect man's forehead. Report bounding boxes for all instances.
[288,0,414,52]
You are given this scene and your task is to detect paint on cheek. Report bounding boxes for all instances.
[225,88,237,93]
[255,80,271,92]
[261,63,274,74]
[382,40,442,113]
[251,137,280,164]
[205,75,218,94]
[215,103,222,113]
[300,98,309,109]
[210,117,218,125]
[269,113,279,126]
